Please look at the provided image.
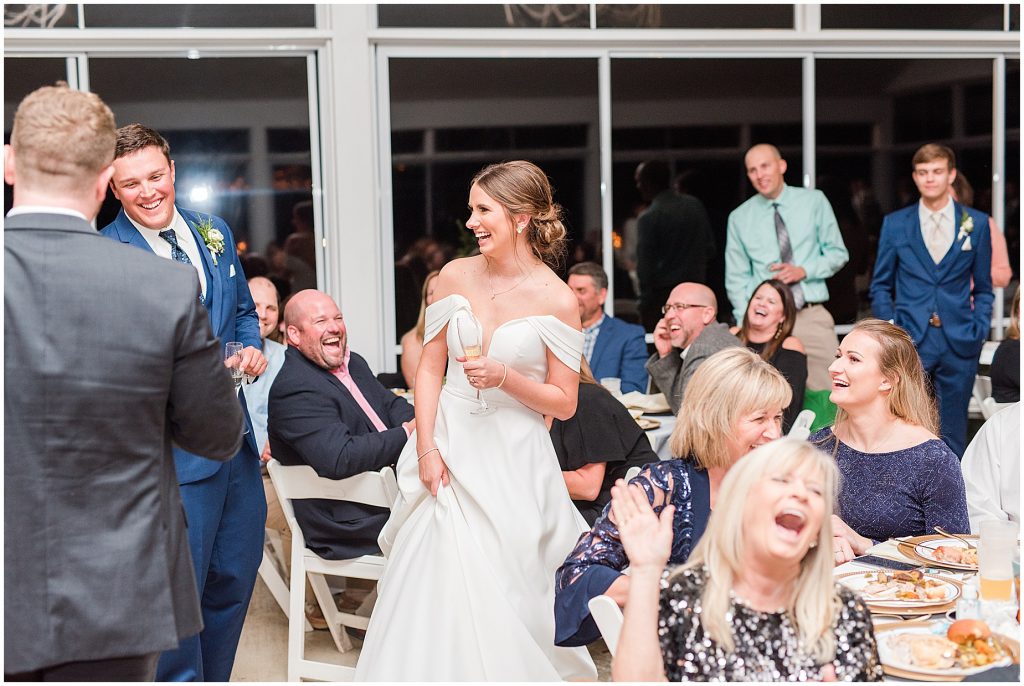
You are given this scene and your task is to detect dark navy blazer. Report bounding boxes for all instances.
[589,315,649,394]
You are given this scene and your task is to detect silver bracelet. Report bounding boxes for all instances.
[496,363,508,389]
[417,447,439,461]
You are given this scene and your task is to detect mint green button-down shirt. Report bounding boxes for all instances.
[725,184,848,323]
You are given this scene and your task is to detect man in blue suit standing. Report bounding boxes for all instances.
[102,124,268,681]
[870,143,993,457]
[567,262,648,393]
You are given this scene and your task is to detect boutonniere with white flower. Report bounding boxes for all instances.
[191,215,226,265]
[957,210,974,251]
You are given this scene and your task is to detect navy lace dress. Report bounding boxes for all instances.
[553,458,711,646]
[811,427,970,542]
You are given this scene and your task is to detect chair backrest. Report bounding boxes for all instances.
[588,594,624,656]
[267,460,399,536]
[624,466,642,482]
[973,375,993,405]
[787,409,816,441]
[981,396,1012,420]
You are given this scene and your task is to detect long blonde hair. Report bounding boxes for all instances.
[829,319,938,441]
[677,439,841,663]
[413,270,440,342]
[669,347,791,469]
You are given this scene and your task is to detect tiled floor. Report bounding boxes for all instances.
[230,578,612,681]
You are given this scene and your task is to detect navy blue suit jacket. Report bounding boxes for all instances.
[101,207,262,483]
[870,202,993,358]
[590,315,649,394]
[268,347,414,560]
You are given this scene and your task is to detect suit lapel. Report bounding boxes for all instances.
[178,207,222,324]
[110,210,156,254]
[937,201,969,271]
[319,362,377,434]
[589,319,609,371]
[906,209,940,275]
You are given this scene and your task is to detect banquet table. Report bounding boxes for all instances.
[642,413,677,460]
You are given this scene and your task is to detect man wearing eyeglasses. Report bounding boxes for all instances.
[645,282,741,415]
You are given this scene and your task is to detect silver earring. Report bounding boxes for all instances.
[809,541,818,549]
[516,224,525,234]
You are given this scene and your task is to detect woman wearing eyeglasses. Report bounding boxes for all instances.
[645,282,742,415]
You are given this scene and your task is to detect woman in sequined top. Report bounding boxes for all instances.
[814,320,969,565]
[612,439,883,682]
[553,347,791,646]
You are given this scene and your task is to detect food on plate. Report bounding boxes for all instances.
[861,570,948,601]
[946,619,1002,668]
[888,634,958,670]
[933,545,978,565]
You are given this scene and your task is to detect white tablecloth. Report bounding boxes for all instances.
[643,414,677,461]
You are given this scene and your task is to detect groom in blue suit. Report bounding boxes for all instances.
[870,143,993,457]
[102,124,268,681]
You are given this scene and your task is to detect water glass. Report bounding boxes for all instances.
[978,520,1018,601]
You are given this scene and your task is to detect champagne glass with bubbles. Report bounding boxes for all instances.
[456,313,495,416]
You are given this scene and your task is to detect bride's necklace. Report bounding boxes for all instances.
[486,262,536,300]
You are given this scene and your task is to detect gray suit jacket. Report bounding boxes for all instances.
[645,322,740,415]
[4,212,244,672]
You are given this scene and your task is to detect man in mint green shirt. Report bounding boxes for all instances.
[725,144,848,391]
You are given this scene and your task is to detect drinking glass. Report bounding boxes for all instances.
[225,341,245,392]
[978,520,1017,601]
[455,313,495,416]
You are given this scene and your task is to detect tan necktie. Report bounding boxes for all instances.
[925,212,949,264]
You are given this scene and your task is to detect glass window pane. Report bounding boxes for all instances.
[611,58,803,328]
[598,4,793,29]
[90,56,315,298]
[821,4,1004,31]
[83,4,314,28]
[5,57,70,214]
[378,4,589,28]
[816,59,994,324]
[388,58,599,356]
[3,4,78,28]
[1006,59,1020,286]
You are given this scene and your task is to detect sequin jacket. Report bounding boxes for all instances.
[659,566,883,682]
[553,459,711,646]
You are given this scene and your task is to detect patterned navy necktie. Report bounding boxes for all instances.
[159,229,205,305]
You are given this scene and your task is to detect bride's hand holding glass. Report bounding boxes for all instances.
[417,444,450,496]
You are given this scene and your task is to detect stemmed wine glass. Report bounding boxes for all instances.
[455,313,496,416]
[225,341,245,392]
[225,341,250,434]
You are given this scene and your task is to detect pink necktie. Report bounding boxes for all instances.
[332,366,389,433]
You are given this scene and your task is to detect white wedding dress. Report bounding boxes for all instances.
[355,295,597,682]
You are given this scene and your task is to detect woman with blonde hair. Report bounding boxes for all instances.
[815,319,969,564]
[612,439,882,681]
[399,269,440,389]
[356,161,596,680]
[554,346,789,646]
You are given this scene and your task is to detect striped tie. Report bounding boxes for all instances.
[772,203,806,309]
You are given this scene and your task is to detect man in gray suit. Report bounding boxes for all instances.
[4,84,243,680]
[645,282,741,415]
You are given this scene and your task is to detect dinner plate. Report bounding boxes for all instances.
[836,571,960,609]
[636,417,661,431]
[897,535,979,571]
[874,621,1016,681]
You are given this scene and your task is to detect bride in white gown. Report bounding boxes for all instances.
[355,161,597,681]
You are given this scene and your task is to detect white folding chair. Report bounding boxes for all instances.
[267,459,398,682]
[787,409,816,441]
[970,375,992,420]
[982,396,1013,420]
[624,465,642,482]
[588,594,625,656]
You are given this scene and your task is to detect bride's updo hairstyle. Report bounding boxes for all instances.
[471,160,567,268]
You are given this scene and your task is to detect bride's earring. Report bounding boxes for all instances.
[516,223,525,234]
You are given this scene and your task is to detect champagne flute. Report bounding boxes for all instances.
[225,341,245,393]
[225,341,249,435]
[455,313,495,416]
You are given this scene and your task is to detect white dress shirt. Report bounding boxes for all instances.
[7,205,87,221]
[127,209,208,299]
[918,195,956,263]
[961,402,1020,532]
